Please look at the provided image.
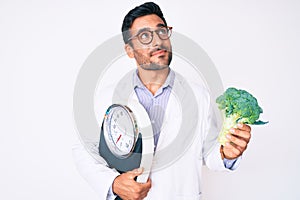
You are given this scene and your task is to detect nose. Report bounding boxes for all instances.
[152,32,163,46]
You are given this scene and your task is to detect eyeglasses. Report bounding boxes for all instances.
[128,26,173,45]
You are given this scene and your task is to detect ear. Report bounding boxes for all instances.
[125,44,134,58]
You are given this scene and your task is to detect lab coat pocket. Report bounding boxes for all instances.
[175,193,202,200]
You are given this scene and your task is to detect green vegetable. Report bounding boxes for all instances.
[216,87,268,145]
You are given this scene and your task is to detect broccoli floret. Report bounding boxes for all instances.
[216,87,268,145]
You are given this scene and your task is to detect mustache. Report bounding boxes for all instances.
[150,46,170,55]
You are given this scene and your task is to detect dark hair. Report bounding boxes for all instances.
[121,2,167,44]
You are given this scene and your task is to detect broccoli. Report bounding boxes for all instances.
[216,87,268,145]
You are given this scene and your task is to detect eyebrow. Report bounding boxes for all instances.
[156,23,166,28]
[136,27,151,35]
[136,23,167,35]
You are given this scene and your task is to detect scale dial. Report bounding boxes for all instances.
[103,105,138,159]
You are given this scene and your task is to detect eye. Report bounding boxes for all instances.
[157,28,167,35]
[139,31,151,40]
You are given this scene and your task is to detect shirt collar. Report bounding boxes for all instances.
[133,68,175,90]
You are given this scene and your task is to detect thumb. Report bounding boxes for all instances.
[127,167,144,179]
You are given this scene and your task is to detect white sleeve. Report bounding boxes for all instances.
[203,142,230,172]
[107,185,117,199]
[72,138,119,199]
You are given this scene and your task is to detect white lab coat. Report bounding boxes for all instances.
[72,70,232,200]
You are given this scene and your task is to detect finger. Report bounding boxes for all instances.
[235,144,246,153]
[223,142,241,158]
[226,133,247,148]
[127,167,144,179]
[137,178,151,193]
[230,128,251,141]
[139,186,151,199]
[140,188,151,199]
[141,178,152,189]
[237,123,251,132]
[230,140,247,153]
[132,179,152,199]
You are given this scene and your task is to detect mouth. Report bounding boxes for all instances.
[151,48,167,56]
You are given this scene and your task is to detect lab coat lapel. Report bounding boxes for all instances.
[155,73,186,151]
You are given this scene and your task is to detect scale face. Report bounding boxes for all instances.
[103,105,139,159]
[100,102,154,183]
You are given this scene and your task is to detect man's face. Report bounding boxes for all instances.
[126,14,172,71]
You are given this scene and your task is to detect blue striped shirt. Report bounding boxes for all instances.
[133,69,175,149]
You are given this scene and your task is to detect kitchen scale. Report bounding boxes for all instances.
[98,101,154,183]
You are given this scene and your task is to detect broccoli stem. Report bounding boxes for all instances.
[218,113,240,146]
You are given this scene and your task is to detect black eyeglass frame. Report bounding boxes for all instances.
[127,26,173,45]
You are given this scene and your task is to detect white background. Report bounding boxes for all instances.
[1,0,299,199]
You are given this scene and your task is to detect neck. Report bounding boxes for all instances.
[137,67,170,95]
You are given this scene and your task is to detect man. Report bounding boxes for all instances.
[73,2,251,200]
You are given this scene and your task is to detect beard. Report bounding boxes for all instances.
[133,45,173,71]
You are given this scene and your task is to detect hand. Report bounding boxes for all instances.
[112,168,152,200]
[221,123,251,159]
